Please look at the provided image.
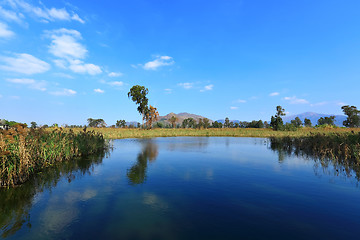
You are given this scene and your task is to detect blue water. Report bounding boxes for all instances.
[1,137,360,239]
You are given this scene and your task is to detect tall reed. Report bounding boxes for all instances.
[0,125,108,187]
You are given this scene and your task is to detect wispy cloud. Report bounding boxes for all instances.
[200,84,214,92]
[107,81,124,87]
[236,99,247,103]
[46,28,102,75]
[142,56,174,70]
[50,88,76,96]
[4,0,85,23]
[164,88,172,94]
[0,22,15,38]
[6,78,47,91]
[0,53,50,74]
[269,92,279,97]
[94,88,104,93]
[68,59,102,75]
[230,106,238,110]
[108,72,123,77]
[178,82,193,89]
[283,96,309,104]
[0,6,24,24]
[46,28,87,59]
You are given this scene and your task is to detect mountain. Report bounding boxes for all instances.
[282,112,347,126]
[157,112,212,125]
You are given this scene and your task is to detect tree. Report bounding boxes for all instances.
[341,105,360,128]
[304,118,312,127]
[30,121,37,129]
[317,116,335,126]
[87,118,106,127]
[270,105,285,131]
[212,121,222,128]
[145,105,159,129]
[128,85,149,126]
[224,117,230,128]
[116,120,126,128]
[169,116,177,128]
[291,117,302,128]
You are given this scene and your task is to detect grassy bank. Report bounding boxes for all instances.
[66,127,360,139]
[0,126,108,187]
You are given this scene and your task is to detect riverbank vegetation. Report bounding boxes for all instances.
[0,125,109,187]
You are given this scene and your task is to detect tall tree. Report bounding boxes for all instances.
[145,105,159,129]
[87,118,106,127]
[291,117,302,128]
[116,120,126,128]
[224,117,230,128]
[203,118,210,129]
[128,85,149,126]
[169,115,177,128]
[270,105,285,130]
[341,105,360,128]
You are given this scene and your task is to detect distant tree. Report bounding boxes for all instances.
[257,120,264,128]
[234,122,239,128]
[128,85,149,126]
[145,105,159,129]
[264,121,270,128]
[304,118,312,127]
[229,122,234,128]
[116,120,126,128]
[224,117,230,128]
[203,118,210,129]
[270,105,286,131]
[291,117,302,128]
[341,105,360,128]
[317,116,335,126]
[87,118,106,128]
[212,121,222,128]
[30,121,37,129]
[169,116,177,128]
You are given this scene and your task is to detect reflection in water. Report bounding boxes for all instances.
[269,137,360,182]
[0,150,110,238]
[127,139,159,185]
[166,137,209,152]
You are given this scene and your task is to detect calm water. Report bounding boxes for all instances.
[1,137,360,239]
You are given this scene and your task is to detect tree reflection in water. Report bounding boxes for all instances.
[269,137,360,183]
[127,139,159,185]
[0,150,110,238]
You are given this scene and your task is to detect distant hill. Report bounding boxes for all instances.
[157,112,212,125]
[282,112,347,126]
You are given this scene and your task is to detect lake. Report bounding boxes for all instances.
[1,137,360,239]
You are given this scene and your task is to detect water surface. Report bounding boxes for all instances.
[1,137,360,239]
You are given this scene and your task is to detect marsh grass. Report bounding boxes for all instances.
[66,127,360,139]
[0,126,108,187]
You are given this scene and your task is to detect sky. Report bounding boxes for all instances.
[1,0,359,126]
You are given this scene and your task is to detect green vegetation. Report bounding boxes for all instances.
[0,125,108,187]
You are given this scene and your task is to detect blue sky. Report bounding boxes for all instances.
[0,0,359,125]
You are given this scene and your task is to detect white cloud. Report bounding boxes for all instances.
[269,92,279,96]
[53,59,67,68]
[164,88,172,94]
[283,96,309,104]
[50,88,76,96]
[4,0,85,23]
[237,99,247,103]
[0,22,15,38]
[68,60,102,75]
[46,28,87,59]
[94,88,104,93]
[0,6,24,24]
[310,101,328,107]
[230,106,238,110]
[107,81,124,87]
[142,55,174,70]
[0,53,50,74]
[200,84,214,92]
[6,78,47,91]
[108,72,123,77]
[178,82,193,89]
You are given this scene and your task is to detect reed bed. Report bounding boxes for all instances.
[65,127,360,139]
[269,132,360,163]
[0,126,108,187]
